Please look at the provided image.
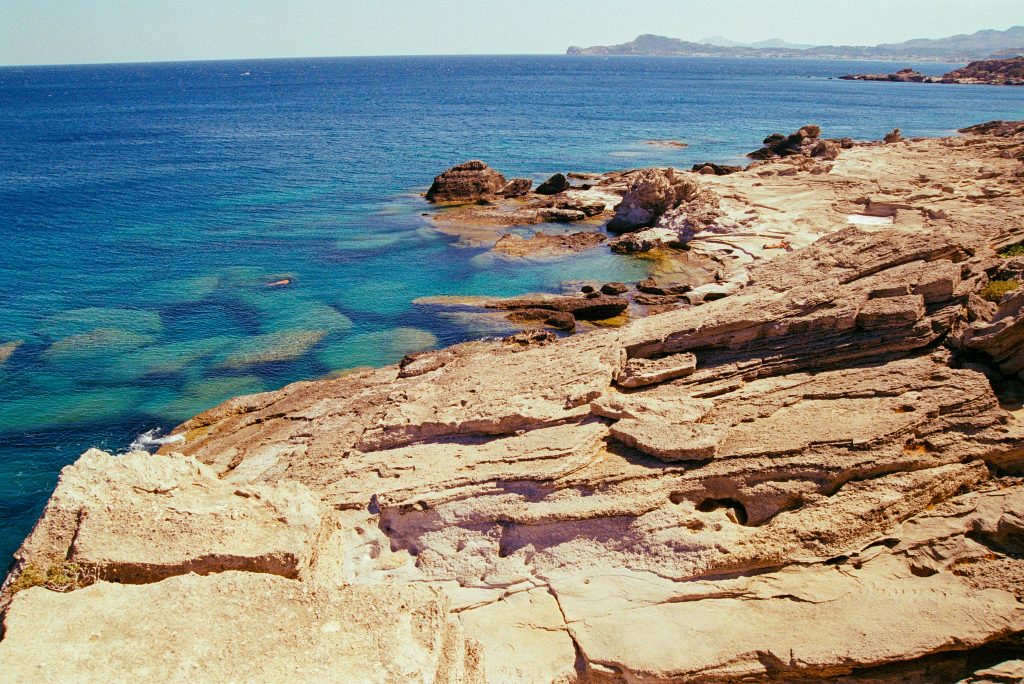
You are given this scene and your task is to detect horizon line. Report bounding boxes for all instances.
[1,51,990,70]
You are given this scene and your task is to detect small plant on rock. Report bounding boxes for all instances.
[8,561,95,594]
[979,279,1021,303]
[997,243,1024,258]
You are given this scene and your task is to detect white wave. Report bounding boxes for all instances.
[127,428,185,453]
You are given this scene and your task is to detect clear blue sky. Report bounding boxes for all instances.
[2,0,1021,66]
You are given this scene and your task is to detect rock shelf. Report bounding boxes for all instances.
[2,122,1024,682]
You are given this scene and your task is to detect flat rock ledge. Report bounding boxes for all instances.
[3,122,1024,683]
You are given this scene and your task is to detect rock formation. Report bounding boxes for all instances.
[747,124,840,160]
[944,56,1024,85]
[841,57,1024,86]
[426,160,508,203]
[3,122,1024,682]
[840,67,928,82]
[606,167,719,234]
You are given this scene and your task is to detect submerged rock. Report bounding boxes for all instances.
[425,160,507,203]
[216,330,327,368]
[492,231,606,258]
[0,340,23,365]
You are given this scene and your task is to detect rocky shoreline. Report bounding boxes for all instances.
[2,121,1024,682]
[840,56,1024,86]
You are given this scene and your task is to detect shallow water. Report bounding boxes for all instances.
[1,55,1022,566]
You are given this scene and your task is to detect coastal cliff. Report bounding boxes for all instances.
[2,123,1024,682]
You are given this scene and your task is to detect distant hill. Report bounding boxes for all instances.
[699,36,814,50]
[567,26,1024,61]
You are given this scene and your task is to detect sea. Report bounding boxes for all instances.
[1,55,1022,569]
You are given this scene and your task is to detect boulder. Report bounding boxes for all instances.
[426,160,507,203]
[691,162,743,175]
[636,277,690,296]
[600,282,628,295]
[606,168,706,233]
[748,125,841,160]
[499,177,532,197]
[534,173,570,195]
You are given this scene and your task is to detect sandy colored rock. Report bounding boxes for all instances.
[609,418,725,461]
[616,351,696,387]
[0,572,482,683]
[10,449,321,584]
[4,122,1024,683]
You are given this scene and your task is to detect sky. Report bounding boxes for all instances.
[1,0,1021,66]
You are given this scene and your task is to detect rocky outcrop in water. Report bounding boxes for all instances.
[840,67,928,82]
[841,57,1024,86]
[3,122,1024,682]
[426,160,508,203]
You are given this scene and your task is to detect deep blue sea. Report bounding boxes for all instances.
[1,55,1022,567]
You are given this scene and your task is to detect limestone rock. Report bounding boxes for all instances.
[963,288,1024,380]
[426,160,507,203]
[616,352,696,388]
[609,418,725,461]
[8,449,321,584]
[607,168,706,232]
[0,573,482,683]
[5,123,1024,683]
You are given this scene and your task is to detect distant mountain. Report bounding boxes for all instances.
[567,26,1024,62]
[699,36,814,50]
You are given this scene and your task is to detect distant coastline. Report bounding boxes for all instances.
[567,26,1024,62]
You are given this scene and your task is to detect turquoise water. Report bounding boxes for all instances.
[1,55,1022,567]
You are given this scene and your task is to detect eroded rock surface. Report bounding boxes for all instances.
[4,123,1024,682]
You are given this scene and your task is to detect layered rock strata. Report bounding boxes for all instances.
[3,123,1024,682]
